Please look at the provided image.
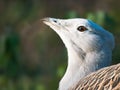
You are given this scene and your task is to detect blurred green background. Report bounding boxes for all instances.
[0,0,120,90]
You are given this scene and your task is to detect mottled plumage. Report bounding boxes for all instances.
[69,63,120,90]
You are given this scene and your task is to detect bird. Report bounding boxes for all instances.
[69,63,120,90]
[42,17,115,90]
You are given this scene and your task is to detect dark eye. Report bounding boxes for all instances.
[77,26,87,32]
[53,19,57,23]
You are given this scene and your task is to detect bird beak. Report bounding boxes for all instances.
[41,17,51,25]
[42,17,61,30]
[42,17,57,25]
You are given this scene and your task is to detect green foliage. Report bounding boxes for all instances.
[87,11,106,25]
[57,65,65,78]
[0,35,7,68]
[67,11,79,18]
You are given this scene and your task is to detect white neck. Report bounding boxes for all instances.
[59,44,112,90]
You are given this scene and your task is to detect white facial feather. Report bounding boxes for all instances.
[43,18,115,90]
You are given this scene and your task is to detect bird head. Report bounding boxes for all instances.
[42,18,114,53]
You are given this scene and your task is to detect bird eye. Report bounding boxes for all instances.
[77,26,87,32]
[53,19,57,23]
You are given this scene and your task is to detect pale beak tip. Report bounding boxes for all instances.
[41,17,50,22]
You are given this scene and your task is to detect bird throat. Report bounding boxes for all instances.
[59,43,90,90]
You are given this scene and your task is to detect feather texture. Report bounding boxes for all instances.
[69,63,120,90]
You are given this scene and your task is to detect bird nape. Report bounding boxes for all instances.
[42,17,115,90]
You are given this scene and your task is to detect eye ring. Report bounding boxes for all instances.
[77,26,87,32]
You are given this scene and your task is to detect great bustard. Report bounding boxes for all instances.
[42,18,115,90]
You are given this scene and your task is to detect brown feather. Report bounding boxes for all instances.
[69,63,120,90]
